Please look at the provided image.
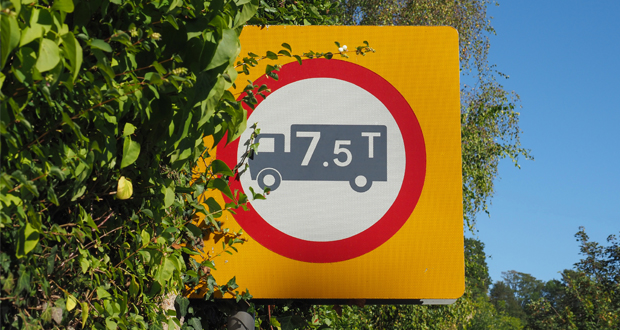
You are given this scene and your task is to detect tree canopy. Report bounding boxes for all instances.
[1,0,260,328]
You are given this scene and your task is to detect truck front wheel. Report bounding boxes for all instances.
[350,175,372,193]
[257,168,282,192]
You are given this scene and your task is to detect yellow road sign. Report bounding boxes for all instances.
[195,26,463,302]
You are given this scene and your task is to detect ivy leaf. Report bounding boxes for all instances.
[120,137,140,168]
[187,317,203,330]
[279,315,306,330]
[174,296,190,318]
[16,223,39,258]
[36,38,61,73]
[2,272,14,294]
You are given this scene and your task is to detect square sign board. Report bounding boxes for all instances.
[195,26,463,303]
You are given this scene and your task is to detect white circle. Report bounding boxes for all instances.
[323,161,329,167]
[238,78,406,242]
[355,175,367,187]
[263,174,276,186]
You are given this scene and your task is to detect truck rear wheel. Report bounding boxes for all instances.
[257,168,282,192]
[350,175,372,192]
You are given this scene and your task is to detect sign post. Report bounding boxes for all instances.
[197,26,463,303]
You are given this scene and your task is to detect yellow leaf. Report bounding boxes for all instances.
[116,176,133,200]
[66,294,77,311]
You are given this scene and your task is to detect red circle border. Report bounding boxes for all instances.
[219,59,426,263]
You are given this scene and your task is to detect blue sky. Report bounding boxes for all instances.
[470,1,620,283]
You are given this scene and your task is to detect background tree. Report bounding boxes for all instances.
[252,0,342,25]
[465,237,493,298]
[525,228,620,329]
[338,0,531,230]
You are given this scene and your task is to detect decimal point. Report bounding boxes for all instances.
[323,161,329,167]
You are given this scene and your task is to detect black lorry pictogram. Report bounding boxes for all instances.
[249,124,387,192]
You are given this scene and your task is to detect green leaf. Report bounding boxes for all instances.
[52,0,75,13]
[120,137,140,168]
[279,315,306,330]
[61,32,83,81]
[163,186,175,208]
[20,25,44,47]
[36,38,61,73]
[81,302,89,328]
[96,286,111,300]
[175,296,190,317]
[8,0,21,14]
[2,272,14,294]
[0,14,20,70]
[122,123,136,137]
[15,269,30,296]
[116,176,133,199]
[157,257,176,283]
[106,318,117,330]
[128,276,139,297]
[282,43,292,51]
[206,29,240,70]
[186,223,202,238]
[144,72,163,85]
[205,197,222,217]
[16,223,39,258]
[270,317,281,327]
[234,0,258,28]
[47,186,59,206]
[141,229,151,247]
[208,178,233,199]
[66,294,77,311]
[90,39,112,52]
[210,159,234,177]
[79,255,90,274]
[265,51,278,60]
[187,317,203,330]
